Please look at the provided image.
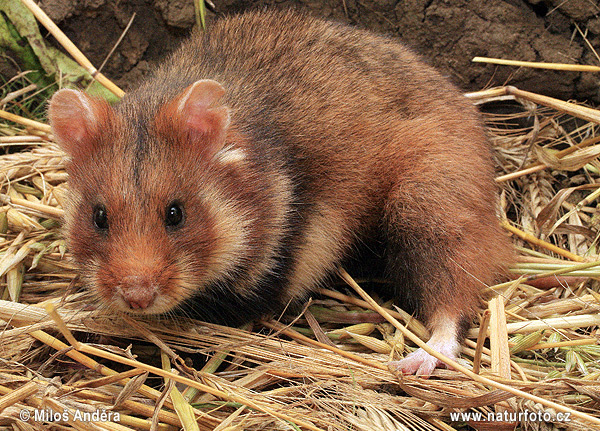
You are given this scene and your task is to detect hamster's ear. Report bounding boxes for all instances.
[48,89,112,159]
[157,79,230,157]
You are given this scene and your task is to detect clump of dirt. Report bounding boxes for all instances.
[35,0,600,102]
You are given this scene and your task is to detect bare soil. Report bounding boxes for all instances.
[34,0,600,103]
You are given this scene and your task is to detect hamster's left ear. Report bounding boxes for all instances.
[48,89,114,159]
[155,79,231,158]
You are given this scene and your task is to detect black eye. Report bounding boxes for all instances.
[93,205,109,230]
[165,201,184,229]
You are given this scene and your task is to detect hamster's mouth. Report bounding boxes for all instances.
[89,276,178,316]
[111,278,199,316]
[90,256,199,316]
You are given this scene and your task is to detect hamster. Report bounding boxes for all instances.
[48,10,512,376]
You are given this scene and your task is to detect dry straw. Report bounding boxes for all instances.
[1,5,600,431]
[472,57,600,73]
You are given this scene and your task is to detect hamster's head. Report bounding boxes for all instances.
[48,80,254,317]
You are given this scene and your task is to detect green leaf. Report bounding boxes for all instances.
[0,0,118,102]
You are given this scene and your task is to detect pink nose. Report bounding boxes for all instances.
[117,276,158,310]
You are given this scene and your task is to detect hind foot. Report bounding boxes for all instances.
[388,330,460,376]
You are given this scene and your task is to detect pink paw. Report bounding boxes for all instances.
[389,348,451,376]
[388,338,459,376]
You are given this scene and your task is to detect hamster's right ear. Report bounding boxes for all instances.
[155,80,231,159]
[48,89,113,159]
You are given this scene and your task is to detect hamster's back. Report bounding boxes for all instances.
[122,9,493,220]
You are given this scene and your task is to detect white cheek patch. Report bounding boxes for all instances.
[215,146,246,165]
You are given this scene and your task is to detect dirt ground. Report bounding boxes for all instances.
[31,0,600,101]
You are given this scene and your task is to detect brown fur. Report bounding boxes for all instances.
[48,10,512,373]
